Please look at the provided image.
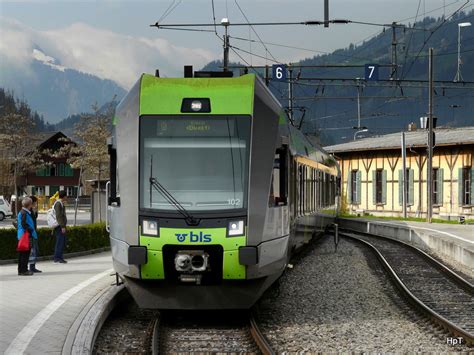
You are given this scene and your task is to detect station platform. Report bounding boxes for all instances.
[0,252,114,354]
[338,217,474,276]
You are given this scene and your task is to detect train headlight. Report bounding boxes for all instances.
[227,220,245,237]
[191,100,202,111]
[142,219,159,236]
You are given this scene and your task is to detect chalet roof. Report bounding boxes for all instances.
[36,131,63,142]
[32,131,76,149]
[324,126,474,154]
[35,131,66,146]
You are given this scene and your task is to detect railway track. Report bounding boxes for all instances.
[340,230,474,346]
[154,310,273,354]
[93,297,274,354]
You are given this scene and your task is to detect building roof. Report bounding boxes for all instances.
[324,126,474,154]
[35,131,67,147]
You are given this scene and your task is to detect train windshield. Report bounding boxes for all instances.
[140,116,251,212]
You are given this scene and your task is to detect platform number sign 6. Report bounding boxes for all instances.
[272,64,287,82]
[365,64,379,81]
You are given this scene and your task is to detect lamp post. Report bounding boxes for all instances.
[354,78,364,129]
[221,17,230,72]
[354,128,368,140]
[454,22,471,82]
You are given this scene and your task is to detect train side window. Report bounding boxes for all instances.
[270,148,288,207]
[309,168,314,212]
[327,173,330,206]
[308,168,314,212]
[323,172,326,207]
[305,166,309,213]
[319,170,323,208]
[305,166,308,213]
[300,165,303,214]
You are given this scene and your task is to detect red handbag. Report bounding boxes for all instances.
[17,231,31,252]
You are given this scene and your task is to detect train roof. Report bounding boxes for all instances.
[278,116,337,172]
[115,72,338,173]
[120,73,257,117]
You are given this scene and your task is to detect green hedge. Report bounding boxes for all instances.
[0,223,109,260]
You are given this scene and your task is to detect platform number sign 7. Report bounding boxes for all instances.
[365,64,379,81]
[272,64,287,82]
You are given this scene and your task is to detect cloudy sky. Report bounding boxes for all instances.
[0,0,469,89]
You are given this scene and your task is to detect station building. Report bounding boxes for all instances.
[17,131,81,198]
[324,126,474,220]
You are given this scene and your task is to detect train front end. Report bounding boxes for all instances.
[109,73,287,309]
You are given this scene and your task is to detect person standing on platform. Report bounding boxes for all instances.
[53,190,68,264]
[28,195,41,273]
[17,197,37,276]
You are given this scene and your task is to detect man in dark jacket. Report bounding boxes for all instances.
[53,190,68,264]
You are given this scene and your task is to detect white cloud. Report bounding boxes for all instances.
[0,18,35,69]
[0,17,217,89]
[32,49,66,71]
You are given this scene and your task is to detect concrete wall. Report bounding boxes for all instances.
[338,218,473,274]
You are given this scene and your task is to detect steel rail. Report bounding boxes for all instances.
[249,311,275,355]
[153,310,274,354]
[151,317,160,355]
[340,232,473,346]
[340,228,474,291]
[339,228,474,290]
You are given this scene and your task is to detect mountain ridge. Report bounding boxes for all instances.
[204,11,474,145]
[4,10,473,143]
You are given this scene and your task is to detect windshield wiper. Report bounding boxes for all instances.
[149,176,199,226]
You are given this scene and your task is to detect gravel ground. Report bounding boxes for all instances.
[93,300,158,354]
[258,235,472,353]
[159,312,259,353]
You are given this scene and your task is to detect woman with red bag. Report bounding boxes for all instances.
[17,197,37,276]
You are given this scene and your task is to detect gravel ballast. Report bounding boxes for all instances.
[94,301,158,353]
[258,236,471,352]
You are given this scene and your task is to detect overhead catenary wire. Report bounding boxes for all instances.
[228,46,286,98]
[294,96,417,101]
[158,0,182,23]
[158,1,175,23]
[347,20,429,31]
[230,45,280,64]
[151,18,436,29]
[402,0,471,79]
[150,4,473,136]
[400,0,423,79]
[228,35,378,62]
[157,26,216,33]
[290,80,474,90]
[396,0,466,22]
[211,0,221,39]
[154,27,474,59]
[234,0,279,63]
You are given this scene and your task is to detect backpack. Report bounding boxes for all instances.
[47,200,60,228]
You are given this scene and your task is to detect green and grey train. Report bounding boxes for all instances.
[107,70,340,309]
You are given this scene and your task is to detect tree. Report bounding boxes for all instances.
[56,99,115,222]
[0,113,43,214]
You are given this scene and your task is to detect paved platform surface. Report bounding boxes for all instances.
[369,219,474,243]
[0,252,113,354]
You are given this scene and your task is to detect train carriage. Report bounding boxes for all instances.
[108,70,339,309]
